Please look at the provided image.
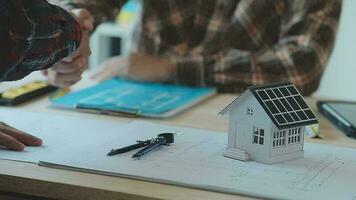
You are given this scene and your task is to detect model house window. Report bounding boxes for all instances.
[273,130,286,148]
[253,126,264,145]
[247,107,254,116]
[288,127,301,144]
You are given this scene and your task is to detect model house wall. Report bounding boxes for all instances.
[220,82,318,164]
[269,126,304,157]
[227,91,272,161]
[226,93,306,163]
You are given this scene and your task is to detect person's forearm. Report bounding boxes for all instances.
[169,39,336,96]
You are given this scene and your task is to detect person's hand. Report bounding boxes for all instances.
[92,53,174,82]
[43,31,91,87]
[42,55,88,87]
[0,122,42,151]
[42,9,93,87]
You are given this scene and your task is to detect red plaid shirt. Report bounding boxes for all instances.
[65,0,341,95]
[0,0,82,81]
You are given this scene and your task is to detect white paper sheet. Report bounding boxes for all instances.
[1,109,356,199]
[0,109,124,163]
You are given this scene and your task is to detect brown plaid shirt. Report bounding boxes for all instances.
[66,0,341,95]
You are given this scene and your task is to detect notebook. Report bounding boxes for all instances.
[51,79,216,118]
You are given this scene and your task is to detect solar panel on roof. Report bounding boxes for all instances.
[290,112,300,121]
[265,100,279,114]
[266,89,276,99]
[272,88,283,97]
[296,111,308,120]
[251,83,318,128]
[286,97,300,110]
[257,91,269,100]
[304,109,316,119]
[283,113,294,123]
[279,87,290,96]
[287,86,299,95]
[273,99,286,112]
[294,96,309,109]
[275,114,287,124]
[280,98,293,111]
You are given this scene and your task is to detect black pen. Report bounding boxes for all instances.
[107,140,151,156]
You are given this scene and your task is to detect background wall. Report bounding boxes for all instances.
[315,0,356,101]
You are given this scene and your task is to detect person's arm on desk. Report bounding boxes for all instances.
[93,53,174,83]
[0,0,86,151]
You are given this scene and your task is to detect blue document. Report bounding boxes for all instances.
[51,79,216,118]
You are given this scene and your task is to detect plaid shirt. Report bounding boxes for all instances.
[67,0,341,95]
[0,0,82,82]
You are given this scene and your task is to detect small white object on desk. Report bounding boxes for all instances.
[219,82,319,164]
[305,124,322,138]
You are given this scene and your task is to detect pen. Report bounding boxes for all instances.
[107,139,151,156]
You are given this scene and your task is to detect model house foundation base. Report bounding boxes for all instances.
[223,147,250,161]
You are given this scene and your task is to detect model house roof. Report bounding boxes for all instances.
[219,82,318,129]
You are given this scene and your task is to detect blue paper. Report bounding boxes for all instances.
[51,79,216,117]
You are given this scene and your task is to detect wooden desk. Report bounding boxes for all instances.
[1,75,355,200]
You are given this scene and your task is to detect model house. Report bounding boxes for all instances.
[219,82,318,164]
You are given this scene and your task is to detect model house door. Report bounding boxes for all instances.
[235,123,248,147]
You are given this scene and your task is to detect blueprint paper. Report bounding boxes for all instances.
[40,122,356,200]
[0,109,124,163]
[1,109,356,199]
[51,79,216,117]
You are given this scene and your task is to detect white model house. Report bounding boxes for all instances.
[219,82,318,164]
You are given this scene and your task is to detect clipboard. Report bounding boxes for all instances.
[51,78,216,118]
